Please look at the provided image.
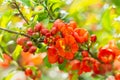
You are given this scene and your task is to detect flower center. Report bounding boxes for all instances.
[65,45,71,52]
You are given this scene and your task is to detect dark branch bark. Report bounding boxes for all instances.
[13,0,29,25]
[0,27,30,38]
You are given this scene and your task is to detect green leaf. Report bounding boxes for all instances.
[101,8,112,32]
[37,43,47,52]
[0,10,13,28]
[37,11,48,21]
[20,0,31,7]
[4,71,15,80]
[71,72,79,80]
[112,0,120,8]
[117,40,120,49]
[43,56,51,68]
[0,34,3,43]
[0,48,3,62]
[92,75,105,80]
[12,45,22,61]
[58,60,67,70]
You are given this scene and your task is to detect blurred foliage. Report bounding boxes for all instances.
[0,0,120,80]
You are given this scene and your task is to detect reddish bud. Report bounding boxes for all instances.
[69,60,81,70]
[81,50,89,57]
[90,34,97,42]
[28,46,37,53]
[58,57,64,64]
[44,38,48,44]
[23,46,29,52]
[51,27,57,35]
[26,41,33,47]
[27,28,34,36]
[68,21,77,29]
[34,23,43,32]
[40,29,49,35]
[25,68,33,76]
[16,38,25,45]
[45,32,51,38]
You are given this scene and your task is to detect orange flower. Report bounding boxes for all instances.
[98,48,115,64]
[115,74,120,80]
[69,59,81,70]
[68,21,77,30]
[60,24,74,37]
[0,54,12,68]
[98,63,112,75]
[53,19,66,31]
[73,28,89,43]
[20,51,44,66]
[78,57,99,75]
[55,35,78,60]
[104,40,120,57]
[47,46,58,64]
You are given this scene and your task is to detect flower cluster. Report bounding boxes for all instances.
[4,19,120,80]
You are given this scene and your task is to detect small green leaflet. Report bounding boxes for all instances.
[12,45,22,61]
[101,8,112,32]
[3,71,16,80]
[0,48,3,62]
[44,56,51,68]
[58,60,67,71]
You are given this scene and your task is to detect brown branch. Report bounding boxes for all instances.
[0,27,30,38]
[13,0,29,25]
[39,0,54,20]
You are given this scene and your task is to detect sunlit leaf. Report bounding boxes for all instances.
[101,8,112,32]
[37,43,47,52]
[0,34,3,43]
[4,71,15,80]
[0,48,3,62]
[69,0,101,14]
[71,72,79,80]
[0,10,13,28]
[37,11,48,21]
[12,45,22,61]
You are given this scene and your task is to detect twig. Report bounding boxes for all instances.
[39,0,54,20]
[0,27,30,38]
[13,0,29,25]
[45,6,54,20]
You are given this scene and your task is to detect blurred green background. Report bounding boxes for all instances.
[0,0,120,80]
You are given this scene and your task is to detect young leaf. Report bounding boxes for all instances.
[0,48,3,62]
[58,60,67,70]
[12,45,22,61]
[37,43,47,52]
[0,34,3,43]
[0,10,13,28]
[43,56,51,68]
[4,71,15,80]
[101,8,112,32]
